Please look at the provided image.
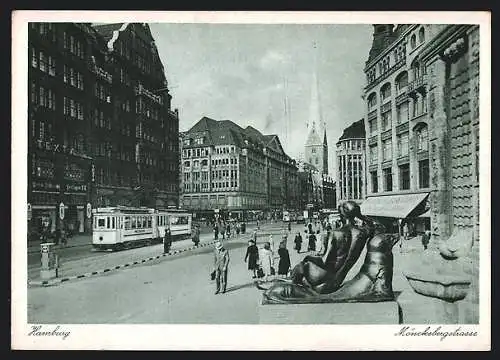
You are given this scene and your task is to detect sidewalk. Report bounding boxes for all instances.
[28,233,92,254]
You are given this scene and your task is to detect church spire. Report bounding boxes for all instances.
[305,42,323,146]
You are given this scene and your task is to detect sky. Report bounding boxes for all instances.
[149,23,373,178]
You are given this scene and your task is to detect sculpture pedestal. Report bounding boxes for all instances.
[258,301,400,324]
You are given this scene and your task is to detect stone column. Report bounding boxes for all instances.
[427,55,453,245]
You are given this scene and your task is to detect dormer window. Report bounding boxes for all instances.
[183,138,191,146]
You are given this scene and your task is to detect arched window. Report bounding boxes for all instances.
[395,71,408,93]
[367,92,377,110]
[410,34,417,49]
[411,59,421,80]
[380,83,391,102]
[418,27,425,43]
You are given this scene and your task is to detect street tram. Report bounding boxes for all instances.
[92,206,192,251]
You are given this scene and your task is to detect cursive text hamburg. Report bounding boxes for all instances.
[28,325,71,340]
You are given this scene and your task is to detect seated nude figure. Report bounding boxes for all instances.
[261,201,396,304]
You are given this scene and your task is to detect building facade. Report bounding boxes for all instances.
[360,24,443,232]
[336,119,366,204]
[360,24,480,243]
[418,25,480,244]
[180,117,299,218]
[28,22,179,240]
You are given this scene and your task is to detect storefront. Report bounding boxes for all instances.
[360,192,430,235]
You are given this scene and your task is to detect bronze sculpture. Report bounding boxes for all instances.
[260,201,397,304]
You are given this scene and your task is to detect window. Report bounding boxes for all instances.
[31,48,38,68]
[311,148,316,154]
[369,118,378,134]
[419,159,430,188]
[397,132,409,157]
[367,93,377,110]
[195,137,204,145]
[48,56,56,76]
[410,34,417,49]
[39,51,47,72]
[369,145,378,164]
[383,168,393,191]
[396,101,409,124]
[381,83,391,102]
[415,124,429,151]
[382,111,392,131]
[418,27,425,43]
[383,139,392,161]
[399,164,410,190]
[371,171,378,193]
[395,71,408,93]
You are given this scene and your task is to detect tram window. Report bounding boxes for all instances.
[138,216,143,228]
[98,218,105,227]
[124,217,131,230]
[112,217,115,229]
[147,217,152,228]
[131,217,137,229]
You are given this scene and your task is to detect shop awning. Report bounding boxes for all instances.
[418,209,431,218]
[360,193,430,219]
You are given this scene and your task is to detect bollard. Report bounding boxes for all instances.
[40,242,59,280]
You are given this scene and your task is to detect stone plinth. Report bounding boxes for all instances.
[397,290,460,324]
[259,301,399,324]
[40,268,58,280]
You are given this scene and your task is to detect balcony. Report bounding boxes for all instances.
[94,65,112,84]
[407,75,427,94]
[135,83,163,105]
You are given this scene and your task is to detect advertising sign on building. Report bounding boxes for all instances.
[59,202,65,220]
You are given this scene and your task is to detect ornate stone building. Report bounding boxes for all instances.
[419,25,480,244]
[180,117,299,218]
[336,119,366,204]
[360,24,480,245]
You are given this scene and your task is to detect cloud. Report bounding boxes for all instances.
[259,50,291,70]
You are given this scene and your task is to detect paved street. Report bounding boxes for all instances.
[28,222,418,324]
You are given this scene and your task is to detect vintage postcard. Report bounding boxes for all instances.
[11,11,491,350]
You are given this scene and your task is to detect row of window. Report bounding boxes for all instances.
[367,72,409,110]
[63,97,85,120]
[368,98,426,135]
[369,127,427,164]
[63,31,86,59]
[211,169,238,180]
[63,65,84,90]
[30,23,57,42]
[370,158,429,193]
[182,147,210,158]
[183,181,239,192]
[31,48,56,76]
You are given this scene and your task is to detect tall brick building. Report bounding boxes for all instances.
[28,22,179,240]
[180,117,299,218]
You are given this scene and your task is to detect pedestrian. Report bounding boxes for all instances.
[315,229,324,255]
[213,241,230,294]
[226,223,231,239]
[192,225,200,247]
[403,222,409,241]
[163,228,172,254]
[308,230,316,252]
[257,219,260,230]
[277,241,291,278]
[287,221,291,232]
[421,230,431,250]
[236,222,241,235]
[244,240,259,279]
[294,232,303,253]
[213,223,219,240]
[259,242,274,282]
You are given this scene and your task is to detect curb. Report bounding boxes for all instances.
[28,239,220,287]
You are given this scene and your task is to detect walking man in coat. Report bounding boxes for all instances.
[213,241,230,294]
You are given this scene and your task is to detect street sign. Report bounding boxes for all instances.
[86,203,92,218]
[59,202,65,220]
[27,203,32,221]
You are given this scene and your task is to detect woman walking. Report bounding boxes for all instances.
[259,242,274,282]
[244,240,259,278]
[277,242,291,278]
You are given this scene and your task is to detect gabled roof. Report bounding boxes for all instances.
[185,117,288,157]
[338,119,365,143]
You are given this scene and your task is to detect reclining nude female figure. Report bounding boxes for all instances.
[261,201,397,304]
